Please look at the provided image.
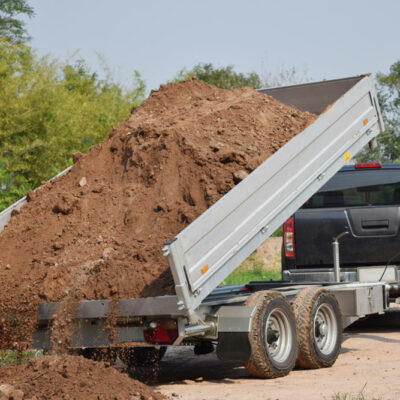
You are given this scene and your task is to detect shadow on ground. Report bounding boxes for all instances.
[128,323,400,386]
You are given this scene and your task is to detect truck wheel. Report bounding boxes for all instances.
[245,291,297,378]
[293,287,342,369]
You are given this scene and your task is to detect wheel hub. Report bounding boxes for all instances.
[313,303,338,355]
[267,327,280,343]
[265,308,293,363]
[319,322,328,336]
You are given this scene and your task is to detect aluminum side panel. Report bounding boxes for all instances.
[165,75,384,314]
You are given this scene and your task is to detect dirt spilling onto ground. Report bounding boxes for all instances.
[0,354,165,399]
[0,78,316,347]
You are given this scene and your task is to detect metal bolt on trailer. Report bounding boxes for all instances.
[1,75,394,379]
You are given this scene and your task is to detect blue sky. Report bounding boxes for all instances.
[26,0,400,91]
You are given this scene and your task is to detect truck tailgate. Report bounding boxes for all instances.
[295,205,400,267]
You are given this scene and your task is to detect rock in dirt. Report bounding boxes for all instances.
[232,169,248,184]
[0,384,24,400]
[0,78,316,347]
[79,176,87,187]
[52,193,79,215]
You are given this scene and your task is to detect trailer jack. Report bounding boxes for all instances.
[332,227,349,282]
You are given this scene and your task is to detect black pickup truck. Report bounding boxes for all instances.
[282,162,400,281]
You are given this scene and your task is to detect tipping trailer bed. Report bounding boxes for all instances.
[164,74,384,323]
[1,75,393,372]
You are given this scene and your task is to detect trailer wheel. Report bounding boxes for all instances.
[244,291,297,378]
[293,287,342,369]
[76,348,117,363]
[119,346,167,367]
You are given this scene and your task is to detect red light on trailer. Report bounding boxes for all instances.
[355,162,382,169]
[143,321,178,344]
[283,217,295,258]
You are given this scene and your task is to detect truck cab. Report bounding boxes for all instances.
[282,162,400,282]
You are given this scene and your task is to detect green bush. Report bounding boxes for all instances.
[0,39,146,211]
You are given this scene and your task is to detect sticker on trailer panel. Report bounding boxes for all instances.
[343,151,351,163]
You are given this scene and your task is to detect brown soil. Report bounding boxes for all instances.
[0,354,165,400]
[0,78,316,347]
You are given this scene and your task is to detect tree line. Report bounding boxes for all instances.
[0,1,399,211]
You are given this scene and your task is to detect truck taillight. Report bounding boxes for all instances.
[283,217,295,258]
[355,162,382,169]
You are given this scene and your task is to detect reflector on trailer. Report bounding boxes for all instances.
[143,320,178,344]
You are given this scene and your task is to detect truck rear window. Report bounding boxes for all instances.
[303,181,400,208]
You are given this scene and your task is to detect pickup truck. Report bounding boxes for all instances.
[282,162,400,283]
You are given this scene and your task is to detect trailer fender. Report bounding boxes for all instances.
[217,332,252,362]
[215,305,255,362]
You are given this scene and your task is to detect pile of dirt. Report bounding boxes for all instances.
[0,78,316,346]
[0,354,165,399]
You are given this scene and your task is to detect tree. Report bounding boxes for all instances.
[0,0,34,42]
[357,61,400,162]
[175,63,262,89]
[175,62,311,91]
[0,38,146,210]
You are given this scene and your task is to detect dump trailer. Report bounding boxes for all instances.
[1,74,396,378]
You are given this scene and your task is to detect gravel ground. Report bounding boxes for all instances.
[155,327,400,400]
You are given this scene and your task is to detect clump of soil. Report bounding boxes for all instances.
[0,355,165,399]
[0,78,316,346]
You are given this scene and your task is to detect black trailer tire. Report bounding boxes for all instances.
[77,348,117,363]
[244,291,297,378]
[293,287,342,369]
[120,347,167,383]
[119,346,167,367]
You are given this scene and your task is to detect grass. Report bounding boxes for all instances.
[223,250,282,285]
[330,384,382,400]
[224,266,282,285]
[271,225,283,237]
[0,349,42,366]
[331,393,382,400]
[331,394,382,400]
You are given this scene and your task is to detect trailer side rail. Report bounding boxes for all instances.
[164,75,384,322]
[0,166,73,232]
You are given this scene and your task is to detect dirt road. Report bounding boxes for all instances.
[155,327,400,400]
